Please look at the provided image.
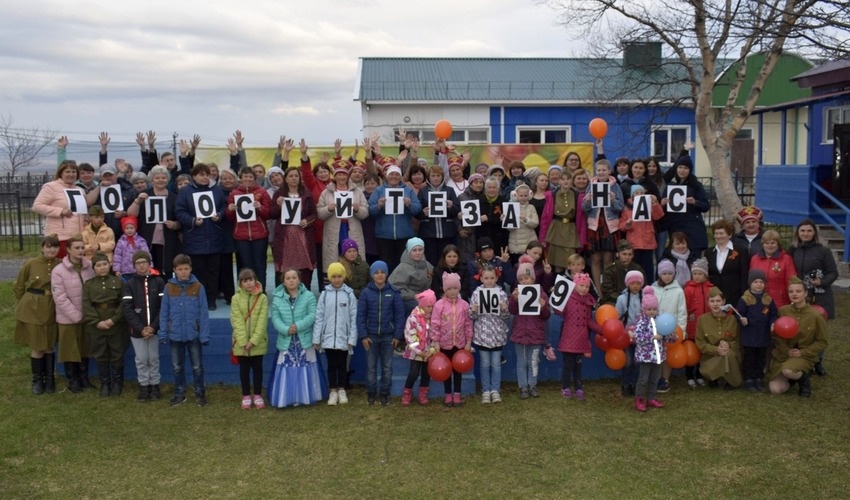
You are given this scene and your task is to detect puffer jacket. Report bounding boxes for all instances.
[122,272,166,338]
[113,234,150,275]
[32,180,87,240]
[469,285,510,349]
[652,279,687,332]
[615,289,643,328]
[507,202,540,254]
[557,291,601,354]
[356,281,404,340]
[388,250,434,301]
[51,256,95,325]
[82,223,116,262]
[508,289,551,345]
[431,296,473,349]
[230,285,269,356]
[403,305,434,361]
[159,273,209,343]
[271,282,316,352]
[633,314,677,364]
[226,183,272,241]
[313,283,358,350]
[368,182,422,240]
[175,180,227,254]
[416,183,459,239]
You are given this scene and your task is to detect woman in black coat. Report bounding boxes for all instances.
[660,152,710,256]
[704,219,749,307]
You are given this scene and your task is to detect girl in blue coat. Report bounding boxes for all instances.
[313,262,358,406]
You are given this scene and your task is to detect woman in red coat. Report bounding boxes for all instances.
[748,230,797,308]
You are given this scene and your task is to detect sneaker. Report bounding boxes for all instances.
[500,355,507,365]
[657,378,670,393]
[575,389,585,401]
[367,393,377,406]
[379,393,390,406]
[337,389,348,405]
[519,387,530,399]
[328,390,339,406]
[170,395,187,407]
[647,399,665,408]
[444,394,454,407]
[529,386,540,398]
[481,391,491,404]
[253,395,265,409]
[754,378,765,392]
[491,391,502,403]
[150,385,162,400]
[241,396,252,409]
[687,379,697,389]
[560,388,572,399]
[635,397,647,412]
[744,379,759,394]
[452,392,463,406]
[696,378,706,386]
[196,394,208,407]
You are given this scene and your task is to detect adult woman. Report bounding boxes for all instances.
[368,164,422,273]
[14,234,61,394]
[477,176,508,252]
[417,165,459,265]
[695,287,742,389]
[571,168,591,256]
[732,206,764,256]
[298,140,331,284]
[529,171,552,233]
[32,161,87,258]
[749,229,797,308]
[128,166,182,278]
[562,151,583,176]
[317,164,368,273]
[620,158,662,201]
[646,156,667,259]
[704,219,749,306]
[541,169,578,272]
[265,166,285,245]
[218,169,238,304]
[444,155,469,197]
[660,153,710,256]
[456,173,485,264]
[767,277,828,397]
[270,167,317,287]
[227,167,272,292]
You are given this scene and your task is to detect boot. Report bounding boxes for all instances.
[401,388,413,406]
[98,366,111,398]
[110,367,124,397]
[635,397,647,412]
[453,392,463,406]
[814,362,826,377]
[44,353,56,394]
[79,358,96,389]
[65,363,83,393]
[417,387,430,405]
[798,372,812,398]
[137,385,150,402]
[31,357,46,395]
[444,394,453,407]
[149,385,162,400]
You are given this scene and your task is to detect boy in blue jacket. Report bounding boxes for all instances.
[159,254,210,407]
[357,261,405,406]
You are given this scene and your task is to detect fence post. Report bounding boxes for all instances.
[16,191,24,251]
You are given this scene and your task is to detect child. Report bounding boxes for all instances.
[582,158,625,292]
[468,237,516,289]
[683,258,713,387]
[159,254,210,407]
[600,241,645,305]
[565,253,600,302]
[122,250,166,402]
[696,287,742,389]
[632,287,677,411]
[541,169,578,272]
[615,270,644,397]
[313,262,358,406]
[508,259,551,399]
[339,238,370,298]
[389,237,434,318]
[469,265,510,403]
[401,289,437,406]
[81,205,116,262]
[619,184,664,281]
[652,259,687,393]
[431,273,473,407]
[268,268,322,408]
[557,273,601,400]
[231,268,269,409]
[113,216,150,278]
[736,269,778,393]
[505,184,540,264]
[83,252,127,397]
[357,261,405,406]
[431,244,472,300]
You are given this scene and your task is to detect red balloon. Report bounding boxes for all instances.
[683,340,701,366]
[774,316,800,339]
[434,120,453,140]
[811,304,829,321]
[451,350,474,374]
[588,118,608,140]
[427,352,452,382]
[595,304,618,326]
[609,332,631,350]
[602,318,625,342]
[594,334,611,352]
[666,343,687,369]
[605,349,627,370]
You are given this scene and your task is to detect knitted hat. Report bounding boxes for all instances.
[416,289,437,307]
[657,259,675,275]
[691,257,709,275]
[630,184,645,197]
[385,165,402,177]
[673,154,693,171]
[327,262,347,278]
[748,269,766,287]
[267,166,284,178]
[405,237,424,254]
[549,164,563,173]
[120,216,138,231]
[340,239,358,254]
[91,252,110,266]
[641,286,659,310]
[477,237,494,252]
[574,273,591,286]
[89,205,104,216]
[517,261,535,279]
[468,173,485,184]
[442,272,461,291]
[370,261,388,276]
[132,250,151,263]
[488,164,505,176]
[625,270,644,287]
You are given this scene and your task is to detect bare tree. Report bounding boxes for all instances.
[544,0,850,221]
[0,113,57,176]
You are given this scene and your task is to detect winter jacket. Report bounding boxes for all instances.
[357,281,404,340]
[615,289,643,328]
[537,189,556,243]
[633,314,676,364]
[341,255,370,298]
[158,273,209,343]
[476,193,509,251]
[122,272,166,338]
[300,158,328,244]
[82,223,116,262]
[619,199,664,250]
[557,291,601,354]
[416,183,460,239]
[431,265,472,301]
[403,306,434,361]
[732,230,763,257]
[174,180,227,255]
[317,184,369,266]
[226,183,272,241]
[51,256,95,325]
[601,261,645,305]
[455,185,483,263]
[468,257,516,289]
[736,291,777,348]
[660,170,710,252]
[431,296,473,350]
[271,283,316,352]
[705,243,750,307]
[789,241,837,319]
[508,289,551,345]
[469,285,510,349]
[507,202,540,254]
[368,182,422,240]
[388,251,434,301]
[684,279,714,339]
[582,176,624,234]
[651,279,687,332]
[32,180,87,241]
[230,285,269,356]
[749,249,797,308]
[313,283,358,351]
[113,234,150,275]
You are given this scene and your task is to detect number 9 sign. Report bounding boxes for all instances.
[549,275,575,312]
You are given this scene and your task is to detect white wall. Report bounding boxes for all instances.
[360,103,491,142]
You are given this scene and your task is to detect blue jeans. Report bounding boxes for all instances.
[478,349,502,393]
[366,335,394,396]
[515,344,542,388]
[170,339,205,397]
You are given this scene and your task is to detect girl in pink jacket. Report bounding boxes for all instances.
[431,273,473,407]
[401,289,437,406]
[509,257,551,399]
[557,273,602,401]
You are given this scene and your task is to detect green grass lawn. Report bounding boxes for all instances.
[1,281,848,498]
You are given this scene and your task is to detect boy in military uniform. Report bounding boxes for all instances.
[83,253,127,397]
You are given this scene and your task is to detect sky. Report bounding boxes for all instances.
[0,0,581,160]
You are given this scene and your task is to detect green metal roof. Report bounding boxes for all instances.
[712,53,813,107]
[357,57,694,102]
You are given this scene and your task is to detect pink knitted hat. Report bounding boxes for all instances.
[416,289,437,307]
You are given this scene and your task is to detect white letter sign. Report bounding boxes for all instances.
[65,189,87,215]
[235,194,256,223]
[385,188,404,215]
[281,197,302,225]
[461,200,481,227]
[145,197,166,224]
[335,191,353,219]
[428,191,447,218]
[666,185,687,213]
[100,185,123,214]
[192,192,216,219]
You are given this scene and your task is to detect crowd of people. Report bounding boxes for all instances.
[12,131,835,408]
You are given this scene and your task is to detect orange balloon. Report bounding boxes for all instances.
[434,120,453,140]
[588,118,608,140]
[605,349,627,370]
[666,343,687,369]
[595,304,618,326]
[683,340,701,366]
[674,326,684,344]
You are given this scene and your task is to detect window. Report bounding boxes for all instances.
[394,128,488,144]
[652,126,690,165]
[735,129,753,139]
[516,127,570,144]
[823,106,850,143]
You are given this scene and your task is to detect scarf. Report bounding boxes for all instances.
[671,249,691,287]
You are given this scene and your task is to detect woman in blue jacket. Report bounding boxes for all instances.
[368,165,421,272]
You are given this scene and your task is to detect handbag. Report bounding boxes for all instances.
[231,292,261,365]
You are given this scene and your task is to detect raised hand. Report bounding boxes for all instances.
[462,150,471,164]
[57,135,69,148]
[299,138,308,155]
[320,151,330,163]
[283,138,294,152]
[234,130,244,147]
[500,246,510,262]
[278,135,287,151]
[353,138,360,157]
[135,132,146,148]
[398,149,408,163]
[179,139,190,156]
[98,132,110,151]
[191,134,201,151]
[395,128,406,142]
[146,130,157,149]
[226,138,237,154]
[334,138,342,155]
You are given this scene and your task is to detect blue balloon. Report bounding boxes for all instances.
[655,313,677,336]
